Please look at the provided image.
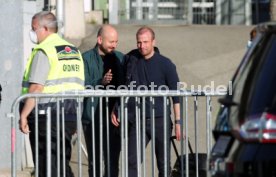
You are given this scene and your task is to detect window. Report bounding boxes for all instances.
[228,32,265,127]
[247,35,276,116]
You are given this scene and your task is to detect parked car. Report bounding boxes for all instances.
[209,22,276,177]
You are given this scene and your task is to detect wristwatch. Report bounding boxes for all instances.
[175,119,182,125]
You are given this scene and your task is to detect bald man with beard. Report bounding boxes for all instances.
[82,25,124,177]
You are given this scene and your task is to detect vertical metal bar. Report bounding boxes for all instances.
[136,97,141,177]
[56,98,60,177]
[227,0,231,24]
[185,96,189,177]
[138,97,141,153]
[245,0,252,25]
[136,0,143,20]
[152,0,158,20]
[120,97,125,177]
[150,97,155,177]
[77,97,82,177]
[61,99,66,177]
[11,105,16,177]
[35,98,39,177]
[126,0,130,20]
[148,0,153,19]
[46,107,52,177]
[43,0,49,10]
[99,97,103,177]
[142,97,146,177]
[209,97,213,154]
[206,96,212,176]
[91,0,94,10]
[216,0,221,24]
[194,96,199,177]
[188,0,193,24]
[201,0,206,24]
[56,0,64,36]
[91,97,96,177]
[138,97,142,176]
[124,97,129,177]
[212,0,216,24]
[163,97,168,177]
[106,97,110,177]
[206,96,211,159]
[179,97,184,177]
[255,0,259,24]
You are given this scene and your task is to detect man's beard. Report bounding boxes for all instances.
[99,45,113,54]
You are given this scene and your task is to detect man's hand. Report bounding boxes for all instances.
[173,103,184,141]
[111,110,120,127]
[19,83,43,134]
[102,69,113,85]
[175,124,181,141]
[175,123,185,141]
[20,116,30,134]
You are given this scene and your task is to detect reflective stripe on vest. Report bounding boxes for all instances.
[22,77,84,88]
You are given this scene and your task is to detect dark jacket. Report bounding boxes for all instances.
[123,47,178,121]
[82,46,125,122]
[124,47,160,85]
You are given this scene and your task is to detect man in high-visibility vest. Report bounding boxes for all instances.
[19,11,84,177]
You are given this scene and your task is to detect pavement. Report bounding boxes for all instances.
[10,23,253,177]
[79,23,252,88]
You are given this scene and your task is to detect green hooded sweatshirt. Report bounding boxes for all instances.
[81,45,125,122]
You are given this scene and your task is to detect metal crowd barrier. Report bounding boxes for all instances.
[9,90,226,177]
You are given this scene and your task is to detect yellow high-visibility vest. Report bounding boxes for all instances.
[22,33,84,94]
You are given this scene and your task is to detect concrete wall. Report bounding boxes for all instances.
[0,0,23,171]
[64,0,86,39]
[109,0,119,24]
[22,1,38,169]
[48,0,86,40]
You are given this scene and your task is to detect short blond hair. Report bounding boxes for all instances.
[136,26,155,40]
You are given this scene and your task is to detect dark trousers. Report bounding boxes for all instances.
[82,120,121,177]
[28,116,76,177]
[128,118,172,177]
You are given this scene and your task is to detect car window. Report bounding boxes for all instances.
[247,34,276,116]
[213,33,263,132]
[228,33,266,129]
[229,56,254,128]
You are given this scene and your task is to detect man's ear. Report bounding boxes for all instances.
[43,26,49,32]
[153,39,156,47]
[97,36,102,45]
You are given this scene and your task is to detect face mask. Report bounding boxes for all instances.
[29,30,38,44]
[247,40,252,49]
